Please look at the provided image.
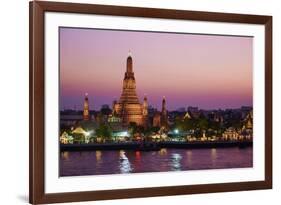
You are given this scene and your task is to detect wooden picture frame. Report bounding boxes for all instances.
[29,1,272,204]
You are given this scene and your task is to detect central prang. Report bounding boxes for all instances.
[113,53,147,126]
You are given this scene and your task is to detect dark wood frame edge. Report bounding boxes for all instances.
[29,1,272,204]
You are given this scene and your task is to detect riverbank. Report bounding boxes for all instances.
[60,140,252,151]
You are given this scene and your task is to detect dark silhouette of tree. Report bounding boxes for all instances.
[96,124,112,142]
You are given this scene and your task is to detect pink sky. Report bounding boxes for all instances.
[60,27,253,111]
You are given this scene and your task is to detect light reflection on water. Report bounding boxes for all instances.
[186,150,192,165]
[159,148,167,156]
[119,150,133,173]
[170,153,182,171]
[211,148,217,166]
[61,151,69,160]
[211,148,217,159]
[119,158,133,173]
[96,151,102,162]
[60,147,253,176]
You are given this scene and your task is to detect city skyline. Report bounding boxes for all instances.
[60,94,252,112]
[60,27,253,110]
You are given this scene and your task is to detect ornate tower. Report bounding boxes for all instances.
[114,52,144,126]
[142,95,148,127]
[161,96,168,127]
[83,93,90,121]
[112,100,118,116]
[143,95,148,116]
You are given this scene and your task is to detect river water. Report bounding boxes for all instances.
[60,147,252,176]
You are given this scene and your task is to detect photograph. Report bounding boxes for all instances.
[59,27,254,177]
[28,1,272,203]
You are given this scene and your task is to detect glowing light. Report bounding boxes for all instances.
[174,129,179,134]
[84,130,92,137]
[118,131,129,137]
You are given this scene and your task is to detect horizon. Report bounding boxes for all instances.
[60,27,253,111]
[60,101,252,113]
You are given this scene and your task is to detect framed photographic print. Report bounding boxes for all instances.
[29,1,272,204]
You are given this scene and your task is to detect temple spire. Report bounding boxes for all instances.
[162,96,166,114]
[161,96,168,128]
[115,54,144,126]
[143,94,148,116]
[126,51,133,73]
[83,93,90,121]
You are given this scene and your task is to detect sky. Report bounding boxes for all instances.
[60,27,253,111]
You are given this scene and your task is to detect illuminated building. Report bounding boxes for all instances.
[153,112,161,127]
[59,131,74,144]
[161,96,168,128]
[152,97,169,128]
[243,111,253,129]
[241,111,253,140]
[142,95,148,127]
[222,127,239,140]
[83,93,90,121]
[72,126,91,143]
[183,111,192,120]
[113,53,147,126]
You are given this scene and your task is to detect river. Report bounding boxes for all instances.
[60,147,252,176]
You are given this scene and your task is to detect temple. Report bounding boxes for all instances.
[113,53,146,126]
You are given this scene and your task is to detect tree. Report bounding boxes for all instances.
[128,122,137,135]
[193,129,201,139]
[96,124,112,142]
[182,118,197,131]
[209,120,220,131]
[197,116,208,130]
